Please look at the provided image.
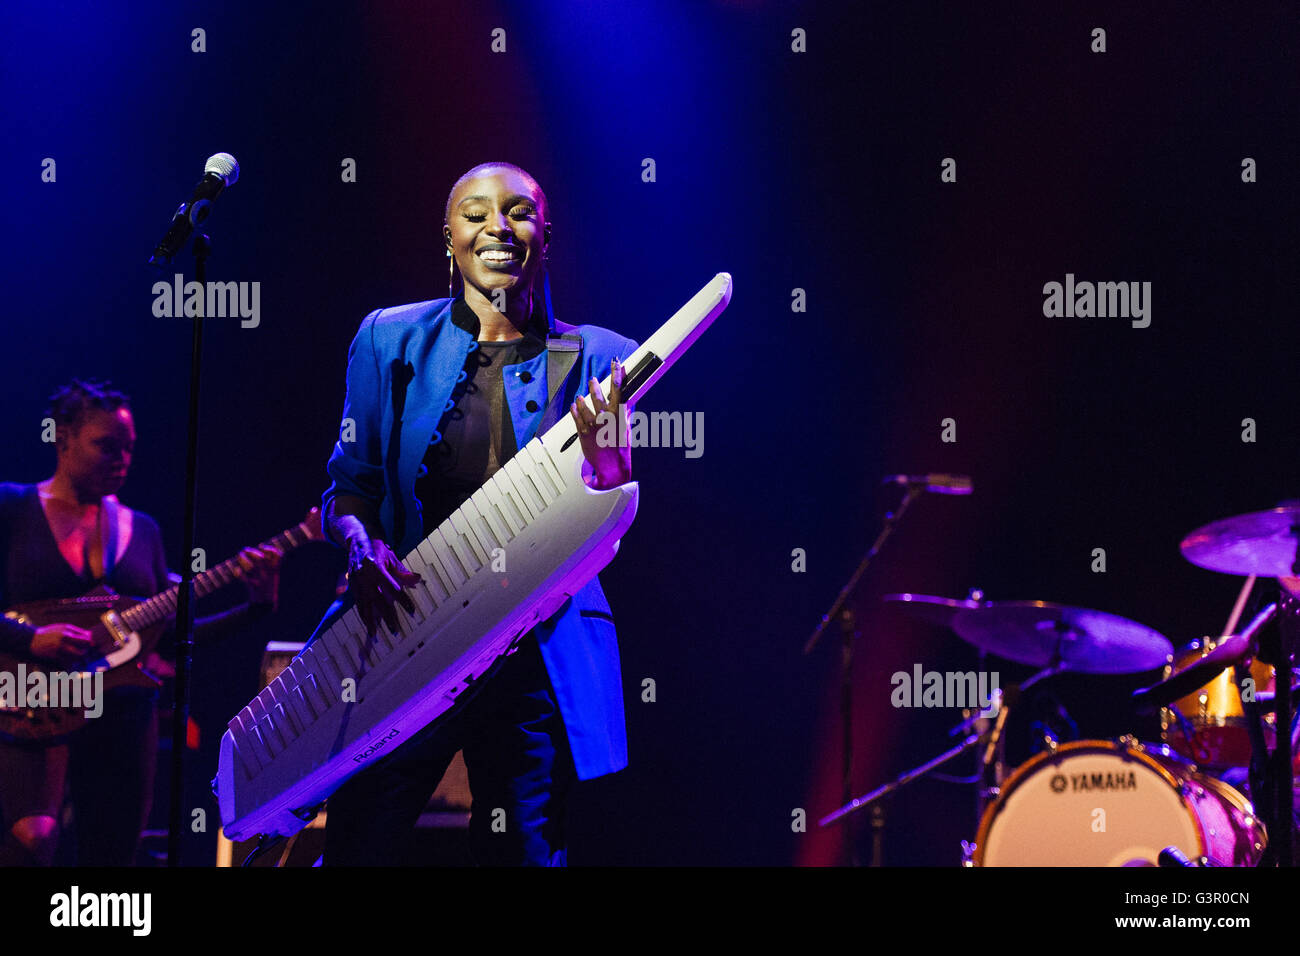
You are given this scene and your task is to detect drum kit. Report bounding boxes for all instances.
[820,504,1300,867]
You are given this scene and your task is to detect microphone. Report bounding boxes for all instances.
[148,152,240,266]
[882,473,973,496]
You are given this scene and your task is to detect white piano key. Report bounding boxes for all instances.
[416,537,452,602]
[288,681,318,724]
[490,468,536,525]
[232,708,267,769]
[338,618,380,672]
[343,609,392,660]
[428,529,467,588]
[240,706,274,765]
[228,726,260,779]
[524,441,565,498]
[271,700,300,738]
[482,479,524,537]
[293,650,333,709]
[469,488,512,546]
[318,625,360,678]
[461,497,506,562]
[446,514,483,573]
[399,552,439,616]
[515,446,558,506]
[248,697,286,754]
[450,509,489,567]
[502,456,547,514]
[404,572,437,617]
[401,547,426,575]
[266,677,303,737]
[388,600,420,642]
[259,716,283,755]
[311,639,348,689]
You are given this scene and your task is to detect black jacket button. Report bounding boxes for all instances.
[525,399,540,413]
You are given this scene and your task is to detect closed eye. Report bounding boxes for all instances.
[464,208,535,223]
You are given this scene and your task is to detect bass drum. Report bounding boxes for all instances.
[972,739,1265,867]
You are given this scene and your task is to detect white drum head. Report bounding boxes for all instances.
[978,743,1203,867]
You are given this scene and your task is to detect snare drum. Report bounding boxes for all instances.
[972,739,1265,867]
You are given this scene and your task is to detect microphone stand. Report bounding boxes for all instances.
[804,483,925,866]
[818,731,982,830]
[156,231,211,867]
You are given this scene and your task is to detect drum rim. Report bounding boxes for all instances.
[1195,770,1264,823]
[971,738,1205,867]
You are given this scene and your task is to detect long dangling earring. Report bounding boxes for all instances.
[447,248,456,298]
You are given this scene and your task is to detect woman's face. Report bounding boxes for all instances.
[59,406,135,499]
[445,168,549,304]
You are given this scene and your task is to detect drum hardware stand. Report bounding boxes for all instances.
[976,685,1008,825]
[803,482,926,866]
[869,804,885,867]
[967,669,1051,856]
[967,691,999,837]
[1226,599,1291,867]
[1165,703,1195,745]
[954,645,1006,830]
[1207,595,1295,867]
[1164,701,1212,764]
[1243,568,1298,866]
[818,672,1044,859]
[1237,656,1272,848]
[1269,576,1297,866]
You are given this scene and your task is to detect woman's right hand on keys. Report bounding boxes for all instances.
[347,535,423,636]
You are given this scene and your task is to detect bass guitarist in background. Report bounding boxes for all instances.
[0,379,282,866]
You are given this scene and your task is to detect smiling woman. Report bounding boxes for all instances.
[319,160,643,866]
[443,162,552,340]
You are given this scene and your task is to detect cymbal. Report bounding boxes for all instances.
[1181,506,1300,578]
[884,593,1173,674]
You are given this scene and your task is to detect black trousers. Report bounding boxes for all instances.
[0,691,157,866]
[323,636,576,866]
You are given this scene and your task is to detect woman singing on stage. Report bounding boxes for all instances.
[321,162,637,866]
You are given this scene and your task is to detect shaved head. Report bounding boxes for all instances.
[445,162,548,224]
[443,163,553,329]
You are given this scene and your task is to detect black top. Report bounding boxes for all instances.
[414,298,546,538]
[0,482,169,655]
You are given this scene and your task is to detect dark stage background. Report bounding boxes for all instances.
[1,0,1297,867]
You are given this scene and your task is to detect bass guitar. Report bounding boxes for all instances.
[0,508,323,742]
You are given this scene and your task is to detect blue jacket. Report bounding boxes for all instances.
[320,296,639,780]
